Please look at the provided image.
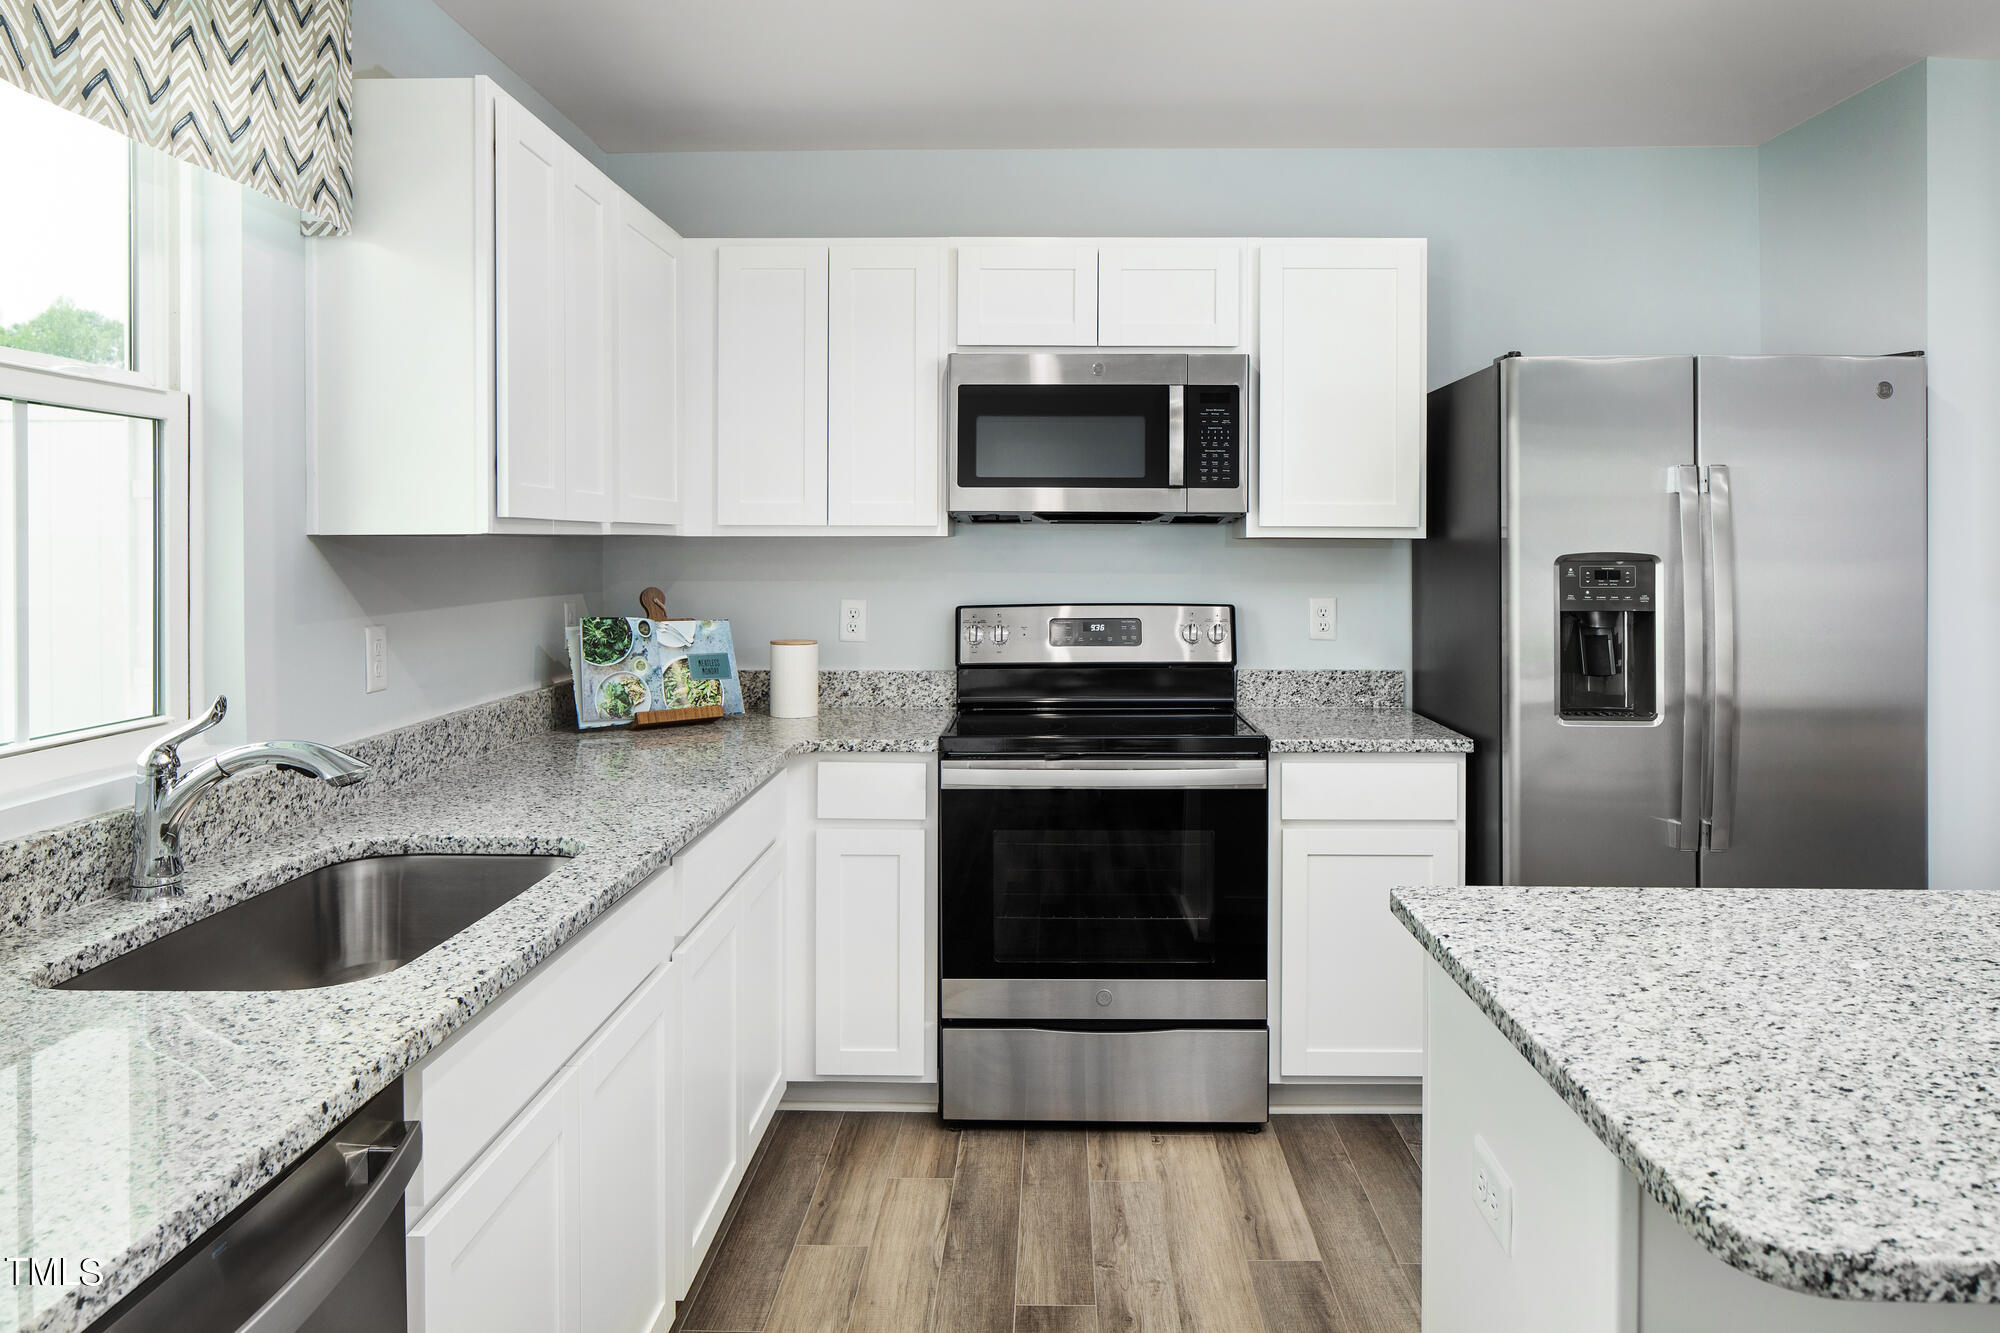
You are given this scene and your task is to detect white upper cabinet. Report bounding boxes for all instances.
[1254,239,1428,535]
[559,157,616,524]
[716,245,830,526]
[828,245,943,528]
[494,96,568,522]
[612,197,682,526]
[311,77,682,535]
[1097,244,1243,347]
[956,245,1098,345]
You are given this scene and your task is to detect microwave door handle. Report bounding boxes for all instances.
[1166,385,1185,487]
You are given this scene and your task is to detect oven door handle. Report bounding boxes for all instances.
[941,759,1267,790]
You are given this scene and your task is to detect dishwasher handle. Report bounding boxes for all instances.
[236,1121,421,1333]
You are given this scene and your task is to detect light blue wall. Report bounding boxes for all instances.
[1923,59,2000,890]
[602,146,1762,669]
[1758,63,1929,353]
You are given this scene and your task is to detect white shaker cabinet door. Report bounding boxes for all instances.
[828,245,943,528]
[1098,244,1243,347]
[578,963,680,1330]
[612,193,682,527]
[813,826,927,1077]
[408,1070,581,1333]
[716,245,829,526]
[493,97,568,521]
[1257,240,1427,532]
[955,245,1098,345]
[559,157,616,523]
[1279,824,1455,1078]
[736,845,789,1148]
[676,883,744,1273]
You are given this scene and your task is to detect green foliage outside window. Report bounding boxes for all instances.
[0,297,126,366]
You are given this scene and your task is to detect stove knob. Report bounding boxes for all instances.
[1179,623,1201,645]
[992,625,1010,647]
[966,625,984,646]
[1208,622,1228,644]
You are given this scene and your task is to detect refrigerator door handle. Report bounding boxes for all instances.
[1703,464,1739,851]
[1673,465,1707,852]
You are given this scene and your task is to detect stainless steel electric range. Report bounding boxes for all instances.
[938,603,1271,1126]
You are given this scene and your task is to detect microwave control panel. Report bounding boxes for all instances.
[1189,387,1240,489]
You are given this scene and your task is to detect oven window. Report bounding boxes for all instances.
[957,384,1168,487]
[992,829,1216,966]
[976,415,1147,479]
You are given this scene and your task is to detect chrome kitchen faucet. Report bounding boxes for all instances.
[128,696,370,900]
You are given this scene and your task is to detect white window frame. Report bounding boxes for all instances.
[0,145,192,807]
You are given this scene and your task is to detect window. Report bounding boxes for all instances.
[0,82,188,800]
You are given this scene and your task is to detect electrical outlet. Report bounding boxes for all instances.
[1472,1134,1514,1254]
[364,625,388,694]
[840,599,867,643]
[1309,597,1337,640]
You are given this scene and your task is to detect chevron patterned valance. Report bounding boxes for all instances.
[0,1,353,235]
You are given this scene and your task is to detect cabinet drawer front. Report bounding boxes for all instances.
[815,760,928,822]
[676,775,785,939]
[1281,760,1457,822]
[408,866,673,1217]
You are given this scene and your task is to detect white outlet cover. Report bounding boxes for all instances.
[364,625,388,694]
[1309,596,1338,641]
[840,599,867,643]
[1472,1133,1515,1254]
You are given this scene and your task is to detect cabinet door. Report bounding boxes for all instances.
[1279,824,1456,1077]
[612,193,682,527]
[955,245,1097,345]
[737,846,788,1148]
[1098,244,1242,347]
[676,887,743,1269]
[493,98,568,520]
[578,964,680,1330]
[814,827,927,1077]
[1257,240,1427,531]
[716,245,829,526]
[409,1070,580,1333]
[560,157,616,523]
[828,245,942,527]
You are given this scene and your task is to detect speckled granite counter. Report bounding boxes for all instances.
[0,707,944,1333]
[1393,885,2000,1302]
[1240,704,1472,753]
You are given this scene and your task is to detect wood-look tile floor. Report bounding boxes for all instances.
[673,1112,1422,1333]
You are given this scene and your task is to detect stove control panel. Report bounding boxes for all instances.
[957,604,1234,666]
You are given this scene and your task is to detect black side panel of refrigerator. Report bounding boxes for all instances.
[1413,363,1504,885]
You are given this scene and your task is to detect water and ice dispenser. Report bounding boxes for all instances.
[1556,555,1658,721]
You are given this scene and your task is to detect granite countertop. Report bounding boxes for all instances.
[1239,703,1472,753]
[0,707,945,1333]
[1393,884,2000,1302]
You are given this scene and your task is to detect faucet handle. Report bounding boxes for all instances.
[141,696,227,774]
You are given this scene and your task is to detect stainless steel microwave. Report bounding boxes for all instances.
[947,353,1250,522]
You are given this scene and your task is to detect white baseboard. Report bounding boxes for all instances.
[778,1080,1422,1116]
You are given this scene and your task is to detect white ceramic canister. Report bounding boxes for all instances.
[769,640,819,718]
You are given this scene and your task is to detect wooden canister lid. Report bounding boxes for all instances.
[770,639,818,646]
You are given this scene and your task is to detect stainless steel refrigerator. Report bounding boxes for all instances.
[1413,354,1927,888]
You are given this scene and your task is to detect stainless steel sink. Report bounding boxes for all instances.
[58,854,566,991]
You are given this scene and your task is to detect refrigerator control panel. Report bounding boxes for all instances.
[1556,554,1658,722]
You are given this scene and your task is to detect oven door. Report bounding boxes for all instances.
[940,759,1267,1022]
[948,355,1187,515]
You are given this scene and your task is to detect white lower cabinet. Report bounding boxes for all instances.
[813,826,927,1076]
[676,870,745,1270]
[1274,755,1466,1080]
[737,843,789,1156]
[409,1069,582,1333]
[579,965,680,1332]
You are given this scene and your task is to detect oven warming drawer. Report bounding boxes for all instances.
[942,1025,1268,1125]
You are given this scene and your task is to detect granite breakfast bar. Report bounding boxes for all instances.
[1395,884,2000,1332]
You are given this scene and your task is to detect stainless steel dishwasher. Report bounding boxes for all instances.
[88,1081,420,1333]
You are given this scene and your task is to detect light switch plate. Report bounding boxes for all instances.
[364,625,388,694]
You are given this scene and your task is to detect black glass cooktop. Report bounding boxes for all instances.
[939,709,1271,759]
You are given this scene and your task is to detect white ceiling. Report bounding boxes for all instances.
[432,0,2000,153]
